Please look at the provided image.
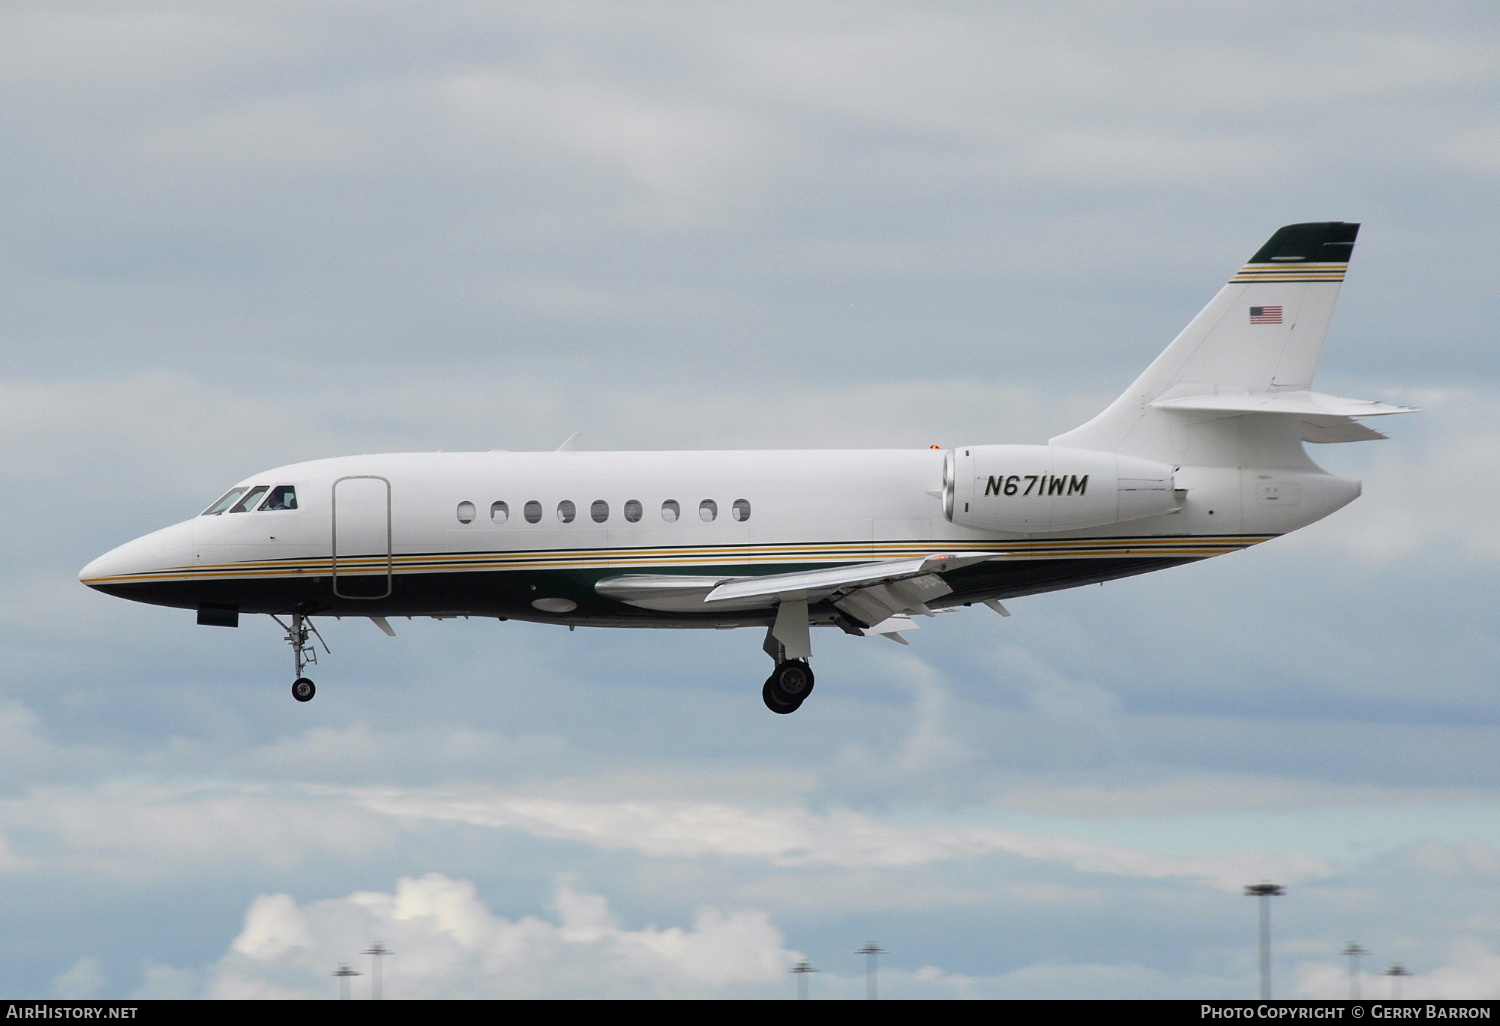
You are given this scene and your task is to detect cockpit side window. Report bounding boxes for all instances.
[259,485,298,511]
[201,487,249,516]
[228,486,270,513]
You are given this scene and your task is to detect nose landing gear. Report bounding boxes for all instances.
[272,611,329,703]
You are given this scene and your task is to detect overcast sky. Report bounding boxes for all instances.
[2,0,1498,1000]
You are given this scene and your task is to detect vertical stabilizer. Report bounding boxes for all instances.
[1051,223,1360,465]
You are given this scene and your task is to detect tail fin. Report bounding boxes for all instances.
[1051,222,1410,466]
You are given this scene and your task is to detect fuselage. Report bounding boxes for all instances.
[73,222,1409,713]
[78,447,1357,629]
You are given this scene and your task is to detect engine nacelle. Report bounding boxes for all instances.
[945,445,1178,533]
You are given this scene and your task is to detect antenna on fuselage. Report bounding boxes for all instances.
[555,431,583,451]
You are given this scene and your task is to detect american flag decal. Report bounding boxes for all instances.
[1249,305,1283,324]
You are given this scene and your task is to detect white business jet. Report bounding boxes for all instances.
[80,222,1414,712]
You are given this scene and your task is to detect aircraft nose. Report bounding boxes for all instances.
[79,521,195,590]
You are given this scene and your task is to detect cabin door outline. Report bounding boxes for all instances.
[332,475,393,600]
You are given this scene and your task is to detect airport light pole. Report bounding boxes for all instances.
[332,963,360,1000]
[363,942,392,1000]
[1244,883,1285,999]
[1384,964,1411,999]
[856,943,886,1000]
[789,960,818,1000]
[1342,943,1369,1000]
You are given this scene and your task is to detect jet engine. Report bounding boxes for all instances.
[944,445,1178,533]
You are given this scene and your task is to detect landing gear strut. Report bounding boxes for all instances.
[272,610,328,703]
[762,660,815,714]
[762,609,815,714]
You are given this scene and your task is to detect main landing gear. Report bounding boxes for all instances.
[272,610,328,703]
[761,602,816,714]
[762,660,815,714]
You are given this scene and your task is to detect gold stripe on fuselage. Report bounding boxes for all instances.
[81,535,1275,586]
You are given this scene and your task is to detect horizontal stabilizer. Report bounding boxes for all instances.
[1150,389,1416,445]
[1150,390,1417,418]
[1301,417,1389,443]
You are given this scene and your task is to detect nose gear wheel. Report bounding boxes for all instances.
[272,611,330,703]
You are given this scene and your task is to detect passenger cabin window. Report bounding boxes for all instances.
[557,500,576,524]
[491,501,509,524]
[202,487,249,516]
[699,499,718,522]
[260,485,298,511]
[623,499,643,523]
[228,486,269,513]
[732,498,751,522]
[524,500,542,524]
[591,500,609,523]
[456,501,476,524]
[661,500,680,523]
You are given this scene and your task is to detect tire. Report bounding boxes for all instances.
[292,677,316,702]
[762,678,799,714]
[773,661,814,701]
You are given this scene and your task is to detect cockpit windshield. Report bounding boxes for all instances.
[228,486,270,513]
[201,484,300,515]
[201,487,249,516]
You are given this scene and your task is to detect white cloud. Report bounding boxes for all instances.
[232,893,312,960]
[1293,939,1500,1001]
[206,874,796,999]
[0,6,261,101]
[1,0,1498,1002]
[0,779,395,877]
[159,866,1500,999]
[51,957,105,1000]
[1290,390,1500,564]
[438,68,778,222]
[351,785,1332,889]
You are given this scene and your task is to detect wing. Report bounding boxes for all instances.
[704,552,998,604]
[595,552,1003,629]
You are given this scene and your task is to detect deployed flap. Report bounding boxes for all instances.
[703,552,1003,605]
[861,614,919,645]
[835,575,950,627]
[1150,389,1417,418]
[862,614,919,636]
